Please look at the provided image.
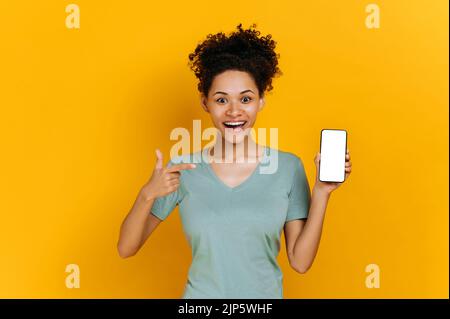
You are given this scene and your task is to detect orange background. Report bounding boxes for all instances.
[0,0,448,298]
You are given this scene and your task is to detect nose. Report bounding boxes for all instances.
[225,101,243,117]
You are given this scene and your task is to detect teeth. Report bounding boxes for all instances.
[224,121,245,126]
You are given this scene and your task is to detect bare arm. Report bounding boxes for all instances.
[117,190,161,258]
[139,209,164,247]
[284,186,330,273]
[284,150,352,273]
[117,149,196,258]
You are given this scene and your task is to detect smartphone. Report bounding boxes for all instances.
[319,129,347,183]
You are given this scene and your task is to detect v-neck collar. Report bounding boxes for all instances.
[201,145,269,192]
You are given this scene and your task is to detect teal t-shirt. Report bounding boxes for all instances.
[150,146,311,299]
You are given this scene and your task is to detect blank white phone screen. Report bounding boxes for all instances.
[319,130,347,182]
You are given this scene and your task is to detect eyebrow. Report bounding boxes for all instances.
[213,89,254,96]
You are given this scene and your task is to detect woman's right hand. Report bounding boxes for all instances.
[140,149,196,201]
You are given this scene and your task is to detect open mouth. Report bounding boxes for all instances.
[223,121,247,131]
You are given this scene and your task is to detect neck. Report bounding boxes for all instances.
[210,134,263,163]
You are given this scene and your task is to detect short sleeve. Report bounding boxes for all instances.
[285,157,311,222]
[150,160,186,221]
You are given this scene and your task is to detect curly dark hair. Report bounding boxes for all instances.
[188,23,282,98]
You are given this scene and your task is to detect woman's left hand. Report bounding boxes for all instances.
[313,149,352,195]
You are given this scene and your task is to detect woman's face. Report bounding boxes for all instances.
[201,70,265,145]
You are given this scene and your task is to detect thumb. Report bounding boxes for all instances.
[155,149,163,169]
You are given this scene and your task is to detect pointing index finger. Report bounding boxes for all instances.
[166,163,196,173]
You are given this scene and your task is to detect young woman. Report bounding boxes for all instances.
[117,23,352,299]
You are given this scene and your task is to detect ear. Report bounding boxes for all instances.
[258,96,265,112]
[200,95,209,113]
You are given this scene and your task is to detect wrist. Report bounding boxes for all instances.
[139,186,156,202]
[312,185,332,198]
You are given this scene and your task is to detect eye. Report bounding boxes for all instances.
[216,97,226,104]
[242,96,252,103]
